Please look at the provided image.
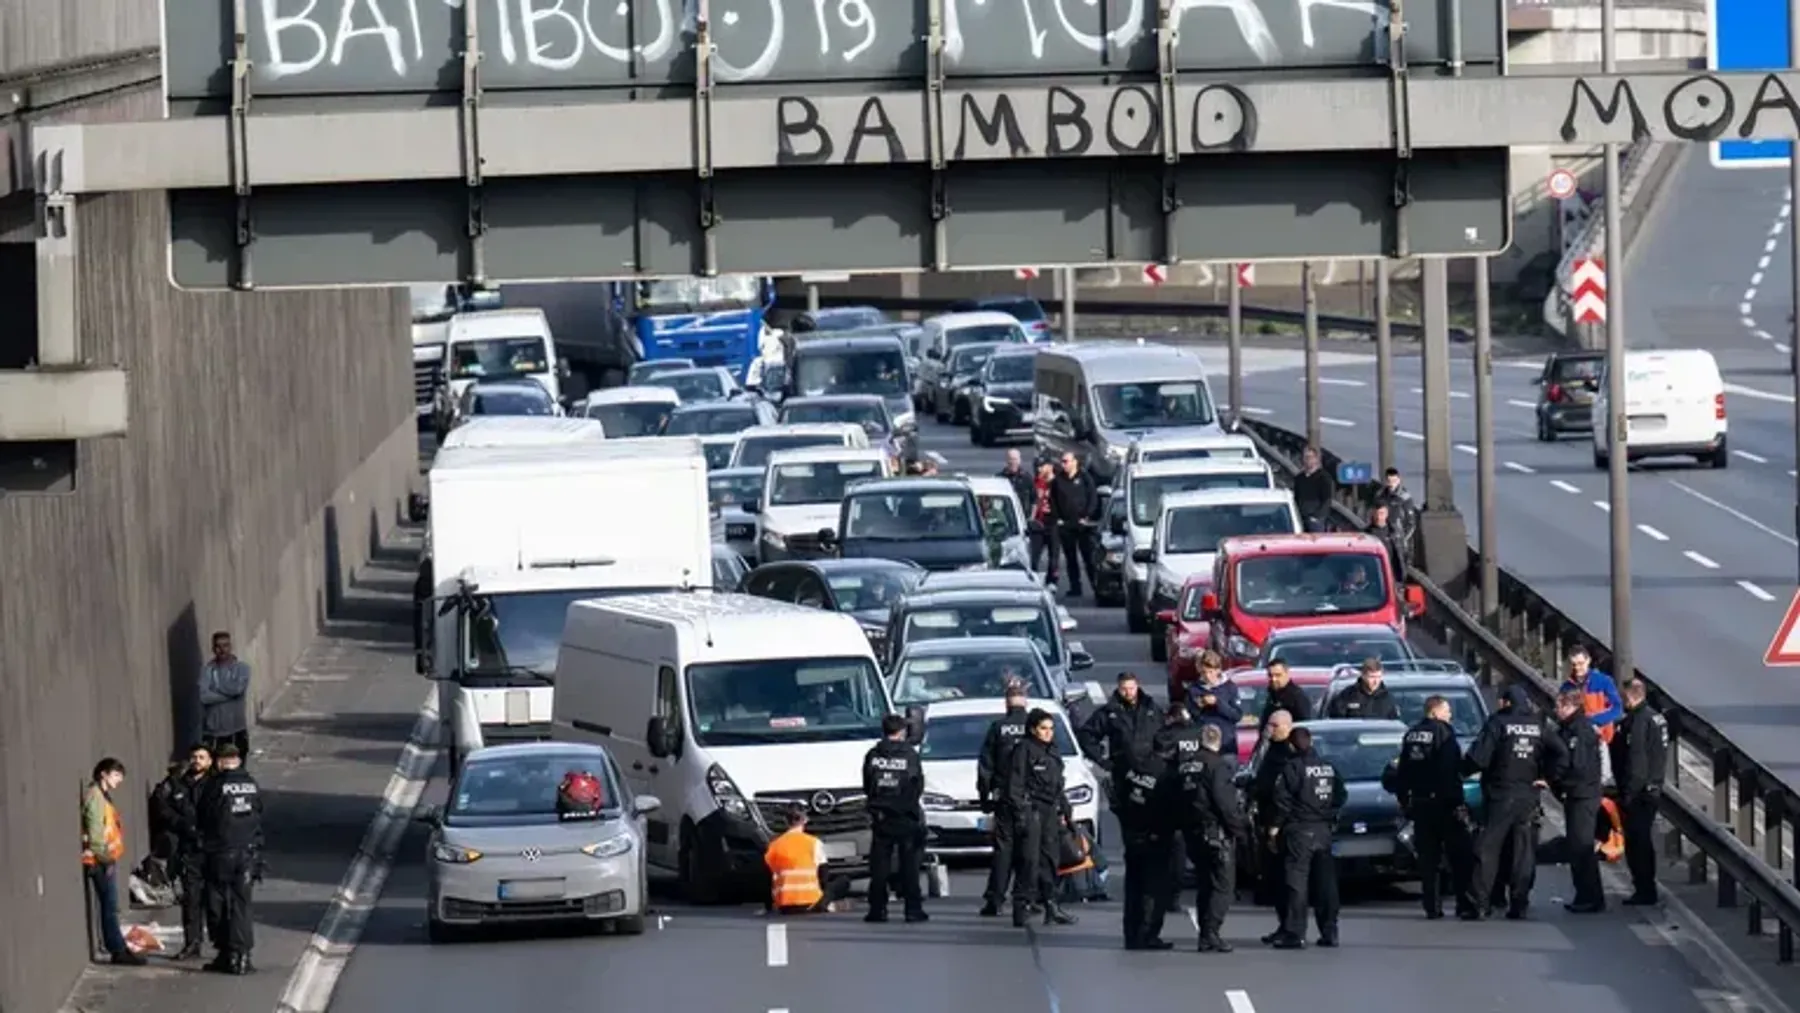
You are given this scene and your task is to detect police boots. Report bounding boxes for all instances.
[1041,900,1077,926]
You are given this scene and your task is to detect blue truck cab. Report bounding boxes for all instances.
[617,275,776,381]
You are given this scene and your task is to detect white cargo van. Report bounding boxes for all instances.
[1118,457,1275,633]
[422,439,712,764]
[552,593,891,903]
[439,308,565,408]
[437,415,607,450]
[1590,349,1727,469]
[1033,342,1224,486]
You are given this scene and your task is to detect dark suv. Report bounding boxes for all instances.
[1533,351,1603,441]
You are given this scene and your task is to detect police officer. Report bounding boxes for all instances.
[152,744,214,958]
[1610,679,1668,906]
[1464,686,1568,920]
[1172,723,1248,952]
[977,683,1031,917]
[862,713,927,923]
[1392,695,1475,920]
[1007,708,1078,928]
[195,743,263,974]
[1251,710,1299,911]
[1114,746,1175,950]
[1553,689,1606,913]
[1266,727,1345,949]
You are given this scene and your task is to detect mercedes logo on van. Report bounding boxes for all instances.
[810,791,837,814]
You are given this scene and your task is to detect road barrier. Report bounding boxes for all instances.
[1243,416,1800,962]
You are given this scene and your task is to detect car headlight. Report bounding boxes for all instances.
[922,792,958,811]
[581,837,634,859]
[432,842,482,864]
[1106,445,1127,461]
[1226,634,1256,658]
[761,530,787,550]
[1155,578,1181,602]
[706,764,754,820]
[982,397,1006,411]
[1064,785,1094,806]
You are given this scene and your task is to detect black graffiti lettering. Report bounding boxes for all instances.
[1738,73,1800,141]
[844,97,906,163]
[1559,79,1648,143]
[1104,86,1160,155]
[954,93,1030,159]
[1189,84,1257,152]
[1046,86,1093,157]
[1660,74,1734,141]
[776,96,833,165]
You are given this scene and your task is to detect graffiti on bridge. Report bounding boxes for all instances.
[1559,72,1800,144]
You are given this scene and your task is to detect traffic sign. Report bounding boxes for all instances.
[1764,590,1800,664]
[1571,258,1607,325]
[1143,264,1167,285]
[1337,461,1374,485]
[1709,0,1793,167]
[1015,268,1041,280]
[1547,168,1577,200]
[1236,264,1256,288]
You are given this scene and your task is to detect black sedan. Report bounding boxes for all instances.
[967,345,1040,446]
[1254,624,1420,670]
[741,558,926,654]
[1238,719,1416,882]
[455,378,559,423]
[932,343,1001,425]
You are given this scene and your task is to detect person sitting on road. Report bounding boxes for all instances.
[765,805,852,915]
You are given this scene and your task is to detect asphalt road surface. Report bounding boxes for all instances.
[324,414,1727,1013]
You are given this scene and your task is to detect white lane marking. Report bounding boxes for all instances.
[1669,479,1799,547]
[1726,382,1794,404]
[1239,406,1273,416]
[1226,991,1257,1013]
[1594,500,1611,512]
[1735,449,1769,464]
[1637,524,1669,541]
[1753,272,1766,287]
[1759,256,1773,271]
[1779,343,1793,355]
[1744,316,1758,328]
[1741,301,1756,314]
[1756,329,1776,341]
[767,923,789,966]
[1318,377,1365,387]
[276,687,440,1013]
[1408,386,1470,399]
[1396,429,1424,441]
[1507,398,1536,409]
[1740,198,1793,369]
[1551,479,1580,494]
[1319,417,1355,428]
[1684,550,1720,569]
[1455,443,1479,456]
[1767,237,1780,253]
[1740,580,1778,601]
[1504,461,1535,474]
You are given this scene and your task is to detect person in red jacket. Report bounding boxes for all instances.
[1028,458,1060,586]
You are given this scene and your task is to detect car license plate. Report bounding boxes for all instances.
[823,840,857,861]
[499,878,564,901]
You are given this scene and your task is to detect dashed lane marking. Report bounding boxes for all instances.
[1684,550,1720,569]
[1735,450,1769,464]
[1504,461,1535,474]
[1594,500,1611,512]
[1317,377,1365,387]
[1454,444,1479,456]
[1226,991,1258,1013]
[767,923,789,966]
[1551,480,1580,494]
[1507,399,1536,409]
[1396,429,1424,441]
[1239,406,1273,416]
[1638,524,1669,541]
[1740,580,1778,601]
[1669,479,1799,548]
[1319,417,1355,428]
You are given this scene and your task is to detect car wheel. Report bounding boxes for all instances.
[426,915,461,944]
[1149,623,1168,662]
[1126,585,1149,634]
[1536,415,1554,442]
[678,822,723,905]
[1709,436,1729,468]
[614,914,648,935]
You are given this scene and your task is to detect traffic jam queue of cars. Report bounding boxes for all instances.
[408,311,1519,946]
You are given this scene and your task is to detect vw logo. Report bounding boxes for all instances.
[810,791,837,814]
[520,847,542,862]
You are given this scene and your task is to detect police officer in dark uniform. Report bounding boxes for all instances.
[1007,708,1078,928]
[1610,679,1669,906]
[1172,723,1248,952]
[862,713,928,923]
[1266,727,1345,949]
[195,743,263,974]
[1251,710,1299,911]
[977,683,1032,917]
[1391,695,1475,920]
[1552,689,1606,913]
[152,744,214,958]
[1114,746,1175,950]
[1464,686,1569,920]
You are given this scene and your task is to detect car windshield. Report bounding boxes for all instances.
[639,274,761,309]
[975,494,1021,538]
[1263,633,1410,668]
[986,355,1035,383]
[628,360,694,384]
[783,400,889,432]
[666,406,757,436]
[921,712,1077,761]
[473,389,554,416]
[1095,380,1215,429]
[892,649,1056,705]
[462,590,636,685]
[770,460,886,506]
[811,308,888,331]
[984,299,1047,322]
[1179,583,1213,621]
[824,567,926,613]
[946,323,1025,348]
[649,371,728,403]
[1130,472,1271,527]
[949,344,997,376]
[586,401,673,437]
[1235,552,1391,617]
[793,350,908,397]
[1385,686,1486,738]
[1233,682,1330,726]
[735,434,845,469]
[1305,728,1406,782]
[710,472,764,510]
[1141,445,1257,464]
[686,656,887,746]
[1551,357,1603,382]
[448,336,550,379]
[843,490,982,540]
[902,606,1057,660]
[1165,503,1296,554]
[447,751,625,827]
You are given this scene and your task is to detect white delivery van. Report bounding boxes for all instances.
[422,438,712,765]
[553,593,891,903]
[728,422,870,470]
[1118,457,1275,633]
[437,415,607,450]
[754,446,893,563]
[439,308,565,411]
[1033,342,1225,486]
[1591,349,1727,469]
[1138,487,1301,661]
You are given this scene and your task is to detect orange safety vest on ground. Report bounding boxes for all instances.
[765,829,825,909]
[81,785,125,867]
[1597,797,1625,862]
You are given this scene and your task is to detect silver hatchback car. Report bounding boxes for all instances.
[421,742,660,941]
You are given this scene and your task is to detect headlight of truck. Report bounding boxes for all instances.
[1065,785,1094,806]
[922,792,958,811]
[581,837,634,859]
[706,764,754,820]
[1226,634,1256,658]
[432,842,482,864]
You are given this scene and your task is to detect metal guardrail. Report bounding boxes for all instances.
[1243,416,1800,961]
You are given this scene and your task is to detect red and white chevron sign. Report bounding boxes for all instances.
[1014,268,1041,280]
[1143,264,1167,285]
[1236,263,1256,288]
[1571,257,1607,324]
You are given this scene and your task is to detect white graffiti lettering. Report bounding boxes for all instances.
[810,0,876,63]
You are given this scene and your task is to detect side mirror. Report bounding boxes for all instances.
[926,347,944,361]
[632,795,663,817]
[1058,608,1078,633]
[862,420,884,436]
[1154,609,1177,625]
[556,361,572,379]
[1200,592,1221,614]
[817,527,838,544]
[646,716,681,759]
[1131,548,1154,564]
[1069,644,1095,671]
[1404,584,1426,619]
[741,500,761,515]
[414,804,442,826]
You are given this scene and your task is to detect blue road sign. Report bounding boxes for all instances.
[1710,0,1795,167]
[1338,461,1375,485]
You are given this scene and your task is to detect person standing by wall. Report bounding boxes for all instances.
[83,758,146,966]
[200,631,252,758]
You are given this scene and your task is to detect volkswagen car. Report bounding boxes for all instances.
[918,697,1099,858]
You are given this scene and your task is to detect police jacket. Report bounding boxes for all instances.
[1394,717,1464,806]
[1556,711,1604,801]
[151,769,206,857]
[1463,705,1569,797]
[1326,680,1401,720]
[1114,753,1173,834]
[1271,747,1347,827]
[1174,747,1249,838]
[977,706,1030,806]
[1251,738,1296,815]
[1007,735,1072,818]
[1610,702,1669,799]
[1049,469,1099,525]
[1185,679,1244,740]
[196,768,265,853]
[862,738,925,823]
[1078,689,1163,779]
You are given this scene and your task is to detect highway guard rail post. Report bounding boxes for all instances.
[1242,416,1800,961]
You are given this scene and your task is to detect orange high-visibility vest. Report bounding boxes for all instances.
[81,786,125,867]
[765,829,825,909]
[1597,797,1625,862]
[1584,690,1617,744]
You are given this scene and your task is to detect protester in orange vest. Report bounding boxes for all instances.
[764,805,851,915]
[83,757,146,965]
